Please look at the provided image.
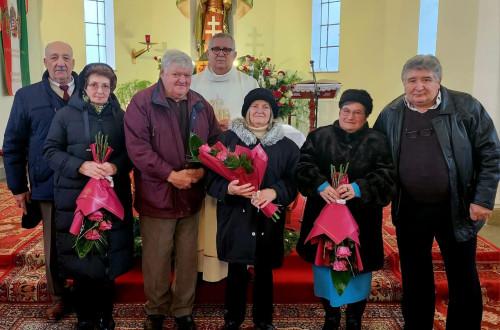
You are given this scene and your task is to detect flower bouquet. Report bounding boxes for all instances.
[304,163,363,295]
[236,55,301,118]
[190,133,280,221]
[70,132,125,259]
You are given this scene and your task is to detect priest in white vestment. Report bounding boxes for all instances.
[191,33,258,282]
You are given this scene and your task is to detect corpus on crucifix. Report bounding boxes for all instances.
[176,0,253,59]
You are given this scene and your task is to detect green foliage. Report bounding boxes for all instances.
[283,229,299,256]
[115,79,152,108]
[188,133,204,163]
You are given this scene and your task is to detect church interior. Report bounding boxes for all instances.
[0,0,498,329]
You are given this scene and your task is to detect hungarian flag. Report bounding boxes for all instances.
[0,0,29,95]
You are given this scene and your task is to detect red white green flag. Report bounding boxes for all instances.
[0,0,29,95]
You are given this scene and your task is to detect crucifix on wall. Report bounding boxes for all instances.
[176,0,254,59]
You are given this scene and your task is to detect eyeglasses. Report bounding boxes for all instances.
[87,82,111,91]
[210,47,233,55]
[404,127,434,139]
[340,108,365,117]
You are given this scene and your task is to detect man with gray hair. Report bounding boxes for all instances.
[124,49,221,330]
[3,41,77,321]
[374,54,499,330]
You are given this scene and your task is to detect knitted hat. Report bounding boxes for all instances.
[338,89,373,116]
[241,88,279,118]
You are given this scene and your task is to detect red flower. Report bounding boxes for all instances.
[280,85,287,92]
[273,90,283,98]
[84,229,101,241]
[263,69,271,77]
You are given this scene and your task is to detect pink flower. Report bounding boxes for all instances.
[332,259,348,271]
[87,211,104,221]
[84,229,101,240]
[99,220,112,231]
[199,144,211,154]
[215,149,228,162]
[336,246,352,258]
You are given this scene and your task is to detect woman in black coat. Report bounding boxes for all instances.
[207,88,299,330]
[44,63,133,330]
[295,90,395,330]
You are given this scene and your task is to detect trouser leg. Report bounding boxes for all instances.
[40,201,65,300]
[225,263,249,325]
[436,220,482,330]
[171,212,200,317]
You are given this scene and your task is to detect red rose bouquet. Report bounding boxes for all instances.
[70,132,125,259]
[190,134,280,221]
[305,163,363,295]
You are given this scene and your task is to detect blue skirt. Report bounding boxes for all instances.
[313,265,372,307]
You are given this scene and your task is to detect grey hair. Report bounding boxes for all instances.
[208,33,236,50]
[161,49,194,72]
[401,54,442,82]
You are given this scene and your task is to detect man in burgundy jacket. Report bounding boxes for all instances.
[124,49,221,330]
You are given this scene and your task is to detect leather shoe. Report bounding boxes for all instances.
[46,301,65,321]
[254,322,276,330]
[98,316,116,330]
[223,320,240,330]
[144,314,165,330]
[75,320,95,330]
[175,315,196,330]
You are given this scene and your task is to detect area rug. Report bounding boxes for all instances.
[0,182,41,267]
[0,302,405,330]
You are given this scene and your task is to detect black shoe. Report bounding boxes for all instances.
[223,320,240,330]
[75,320,95,330]
[98,316,116,330]
[175,315,196,330]
[254,322,276,330]
[323,314,341,330]
[144,314,165,330]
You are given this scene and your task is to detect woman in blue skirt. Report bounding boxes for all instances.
[295,89,396,330]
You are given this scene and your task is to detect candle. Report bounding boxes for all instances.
[145,34,151,44]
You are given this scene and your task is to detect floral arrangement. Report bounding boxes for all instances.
[190,133,280,221]
[305,163,363,295]
[70,132,125,259]
[236,55,301,119]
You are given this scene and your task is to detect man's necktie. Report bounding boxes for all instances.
[59,85,70,101]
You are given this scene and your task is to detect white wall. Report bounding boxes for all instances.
[471,0,500,206]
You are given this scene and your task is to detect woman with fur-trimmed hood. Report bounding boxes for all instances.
[207,88,299,330]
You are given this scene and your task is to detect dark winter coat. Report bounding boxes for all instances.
[43,92,134,280]
[295,121,396,272]
[124,81,221,219]
[207,119,300,268]
[374,86,500,242]
[3,71,79,200]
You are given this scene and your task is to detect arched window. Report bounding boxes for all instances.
[311,0,341,72]
[84,0,116,67]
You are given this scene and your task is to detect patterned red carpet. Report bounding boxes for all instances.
[0,302,405,330]
[0,182,499,329]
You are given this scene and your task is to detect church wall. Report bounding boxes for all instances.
[0,0,490,144]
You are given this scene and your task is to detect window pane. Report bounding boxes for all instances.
[329,2,340,24]
[327,46,339,71]
[85,23,98,45]
[320,25,328,47]
[98,24,106,46]
[99,46,107,62]
[327,24,339,46]
[86,46,99,63]
[321,3,329,25]
[84,0,97,22]
[320,47,327,69]
[97,1,105,23]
